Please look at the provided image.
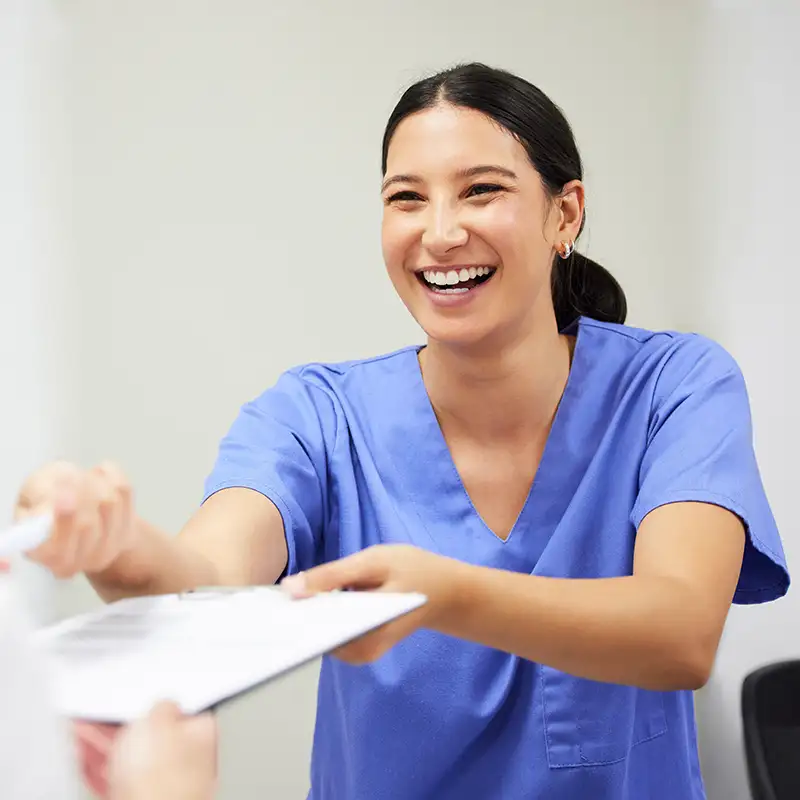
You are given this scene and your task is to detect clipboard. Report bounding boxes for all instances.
[30,586,426,724]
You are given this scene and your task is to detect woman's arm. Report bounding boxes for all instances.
[438,501,744,690]
[89,488,289,601]
[288,501,745,691]
[13,461,289,603]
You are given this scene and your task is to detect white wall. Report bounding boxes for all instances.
[22,1,797,798]
[0,0,69,626]
[689,3,799,799]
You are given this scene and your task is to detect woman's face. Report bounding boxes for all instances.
[381,103,576,348]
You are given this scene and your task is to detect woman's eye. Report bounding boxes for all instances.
[467,183,504,197]
[386,190,423,204]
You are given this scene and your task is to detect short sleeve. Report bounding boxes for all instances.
[203,368,338,577]
[630,337,789,605]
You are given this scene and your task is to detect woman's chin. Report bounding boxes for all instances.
[418,316,501,351]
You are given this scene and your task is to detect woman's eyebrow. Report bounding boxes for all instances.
[381,164,518,193]
[381,174,420,193]
[456,165,518,181]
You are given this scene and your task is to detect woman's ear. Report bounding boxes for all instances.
[556,180,585,243]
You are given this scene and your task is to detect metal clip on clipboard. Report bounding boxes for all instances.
[177,585,281,600]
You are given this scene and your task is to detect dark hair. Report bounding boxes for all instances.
[381,63,627,331]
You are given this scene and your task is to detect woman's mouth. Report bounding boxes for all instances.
[416,266,497,294]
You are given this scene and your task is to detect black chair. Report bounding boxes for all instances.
[742,660,800,800]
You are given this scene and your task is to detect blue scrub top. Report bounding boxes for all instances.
[204,317,789,800]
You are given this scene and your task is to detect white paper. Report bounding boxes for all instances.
[30,588,426,723]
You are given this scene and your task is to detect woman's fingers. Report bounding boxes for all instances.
[282,548,390,597]
[333,605,427,664]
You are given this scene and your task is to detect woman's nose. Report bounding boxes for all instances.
[420,204,468,255]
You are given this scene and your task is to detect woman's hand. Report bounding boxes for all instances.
[281,544,466,664]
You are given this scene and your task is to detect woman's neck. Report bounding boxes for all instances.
[419,319,574,445]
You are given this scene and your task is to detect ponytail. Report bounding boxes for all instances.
[551,250,627,332]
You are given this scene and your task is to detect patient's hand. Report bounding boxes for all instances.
[74,719,120,798]
[75,702,218,800]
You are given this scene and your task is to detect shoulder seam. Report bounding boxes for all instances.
[644,333,742,446]
[286,367,344,454]
[296,346,421,377]
[579,317,682,344]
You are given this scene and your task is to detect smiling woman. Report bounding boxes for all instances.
[10,63,789,800]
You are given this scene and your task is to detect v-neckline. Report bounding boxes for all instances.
[408,318,585,545]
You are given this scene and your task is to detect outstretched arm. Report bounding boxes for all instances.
[285,501,745,691]
[13,462,288,603]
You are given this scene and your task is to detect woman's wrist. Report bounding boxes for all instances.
[429,557,481,633]
[87,517,218,601]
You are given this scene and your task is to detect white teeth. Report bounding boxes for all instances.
[423,271,444,285]
[421,267,495,291]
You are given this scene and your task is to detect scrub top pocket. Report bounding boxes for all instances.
[541,665,668,768]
